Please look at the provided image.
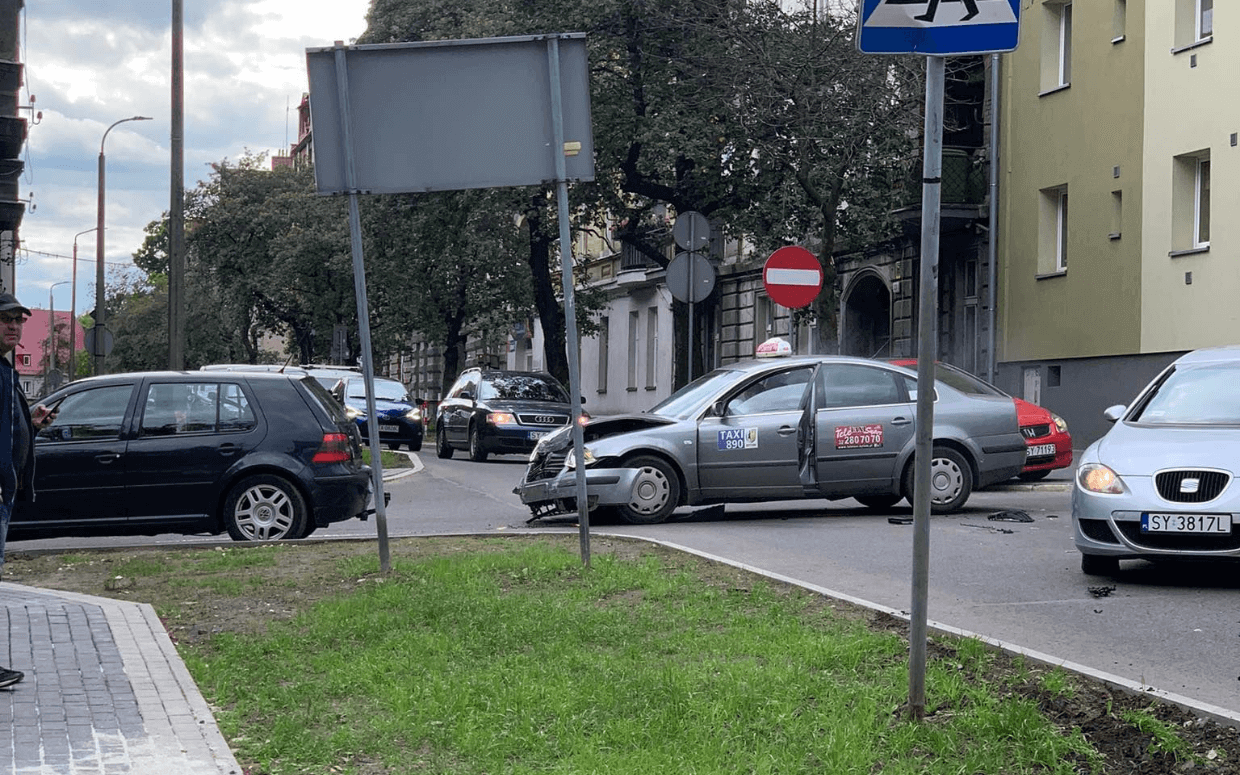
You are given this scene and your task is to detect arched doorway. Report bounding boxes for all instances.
[842,272,892,358]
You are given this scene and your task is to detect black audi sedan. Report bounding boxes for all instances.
[10,371,373,542]
[435,368,585,461]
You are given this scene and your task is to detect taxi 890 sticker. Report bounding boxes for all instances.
[717,427,759,450]
[835,424,883,449]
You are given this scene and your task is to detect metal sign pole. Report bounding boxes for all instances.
[547,37,591,566]
[687,220,696,382]
[333,42,392,573]
[909,54,945,721]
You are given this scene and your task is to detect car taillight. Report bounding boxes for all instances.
[313,432,352,464]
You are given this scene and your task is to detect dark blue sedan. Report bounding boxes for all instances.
[334,376,425,451]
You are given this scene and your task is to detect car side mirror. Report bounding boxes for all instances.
[712,399,728,417]
[1103,404,1126,423]
[415,398,425,407]
[460,389,474,401]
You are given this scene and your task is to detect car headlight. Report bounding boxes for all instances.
[404,407,422,422]
[345,406,364,421]
[564,447,597,470]
[1051,412,1069,434]
[1077,463,1126,494]
[487,412,517,426]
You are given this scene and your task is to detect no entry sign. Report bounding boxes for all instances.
[762,246,823,308]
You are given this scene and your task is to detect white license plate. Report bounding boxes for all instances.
[379,424,400,433]
[528,430,547,441]
[1027,443,1056,457]
[1141,513,1231,533]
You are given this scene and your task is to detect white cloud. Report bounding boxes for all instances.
[12,0,371,315]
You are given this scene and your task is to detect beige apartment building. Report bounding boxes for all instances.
[997,0,1233,444]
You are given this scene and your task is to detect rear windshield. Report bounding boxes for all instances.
[1131,364,1240,425]
[479,374,569,402]
[299,376,351,424]
[930,364,1006,397]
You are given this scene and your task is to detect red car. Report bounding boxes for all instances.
[889,360,1072,481]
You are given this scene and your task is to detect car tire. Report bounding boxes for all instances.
[223,474,309,541]
[855,494,902,510]
[1081,554,1120,576]
[409,435,423,453]
[901,446,973,514]
[1017,469,1051,482]
[615,455,680,525]
[387,441,401,451]
[436,425,453,459]
[468,423,489,462]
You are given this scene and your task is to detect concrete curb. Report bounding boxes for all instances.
[606,533,1240,731]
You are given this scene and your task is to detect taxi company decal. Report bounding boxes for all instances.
[835,424,884,449]
[717,427,759,450]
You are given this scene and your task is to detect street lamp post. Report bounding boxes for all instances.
[47,280,70,391]
[71,227,97,382]
[95,115,152,376]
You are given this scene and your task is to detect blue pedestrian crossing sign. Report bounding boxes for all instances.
[857,0,1021,56]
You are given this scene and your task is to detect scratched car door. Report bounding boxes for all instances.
[812,364,916,497]
[695,366,814,501]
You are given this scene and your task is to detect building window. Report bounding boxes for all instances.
[596,316,609,393]
[1041,2,1072,91]
[1172,151,1210,251]
[627,310,639,391]
[1039,185,1069,273]
[1199,0,1213,38]
[755,294,775,345]
[20,354,29,366]
[1175,0,1213,47]
[645,307,658,390]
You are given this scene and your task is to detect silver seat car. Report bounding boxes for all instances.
[1073,346,1240,576]
[516,355,1026,523]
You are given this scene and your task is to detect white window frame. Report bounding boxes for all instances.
[1054,189,1069,271]
[1057,3,1073,87]
[1194,157,1210,248]
[1198,0,1213,40]
[644,307,658,390]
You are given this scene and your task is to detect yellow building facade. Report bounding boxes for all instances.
[997,0,1233,444]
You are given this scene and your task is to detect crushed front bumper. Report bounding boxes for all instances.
[514,467,644,519]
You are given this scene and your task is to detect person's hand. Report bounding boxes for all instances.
[31,403,58,429]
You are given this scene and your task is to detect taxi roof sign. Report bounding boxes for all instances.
[755,337,793,358]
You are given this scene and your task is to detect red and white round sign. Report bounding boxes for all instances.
[762,246,822,309]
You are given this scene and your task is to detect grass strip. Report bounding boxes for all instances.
[184,540,1103,775]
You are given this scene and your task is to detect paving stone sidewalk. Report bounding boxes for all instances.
[0,583,240,774]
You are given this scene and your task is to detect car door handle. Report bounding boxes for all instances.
[95,453,120,464]
[778,425,797,436]
[891,417,912,426]
[217,443,241,457]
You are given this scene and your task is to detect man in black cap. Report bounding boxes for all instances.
[0,292,57,688]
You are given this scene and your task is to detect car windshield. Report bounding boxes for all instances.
[647,368,744,420]
[478,374,569,402]
[346,379,408,402]
[1131,364,1240,425]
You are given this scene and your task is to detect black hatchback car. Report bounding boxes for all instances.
[10,371,373,542]
[435,368,582,461]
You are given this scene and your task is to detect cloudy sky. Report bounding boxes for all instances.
[13,0,371,317]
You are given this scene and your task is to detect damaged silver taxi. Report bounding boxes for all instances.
[516,354,1026,524]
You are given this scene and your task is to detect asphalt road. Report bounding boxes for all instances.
[11,450,1240,718]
